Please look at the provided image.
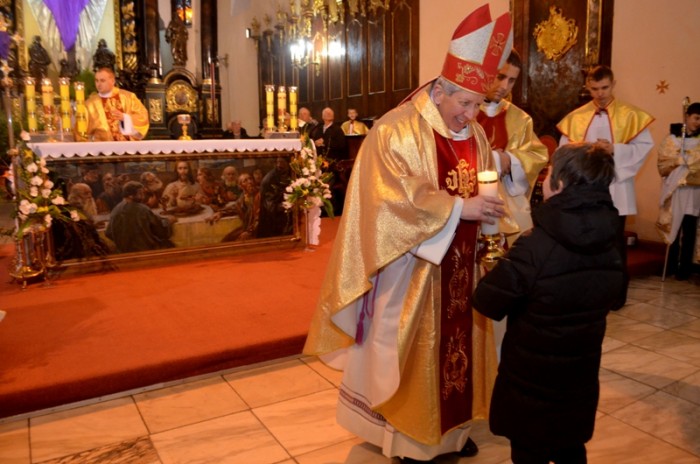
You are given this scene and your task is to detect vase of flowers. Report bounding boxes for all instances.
[282,136,334,250]
[5,131,79,284]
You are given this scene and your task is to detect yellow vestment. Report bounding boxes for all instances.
[557,99,654,144]
[303,85,498,450]
[83,88,150,141]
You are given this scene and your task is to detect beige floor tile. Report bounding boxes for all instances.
[632,330,700,367]
[29,397,149,463]
[605,314,665,343]
[301,356,344,387]
[0,420,30,464]
[664,370,700,406]
[295,437,377,464]
[610,391,700,457]
[38,436,160,464]
[614,302,697,330]
[253,388,355,457]
[225,358,335,408]
[598,368,656,414]
[151,410,289,464]
[601,335,627,354]
[673,319,700,340]
[588,414,700,463]
[134,376,249,433]
[602,344,699,389]
[648,293,700,317]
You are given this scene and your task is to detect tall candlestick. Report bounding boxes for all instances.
[288,86,298,131]
[477,170,499,235]
[59,77,71,132]
[25,77,37,132]
[265,84,275,133]
[277,85,287,131]
[74,81,87,138]
[74,81,85,103]
[41,78,55,132]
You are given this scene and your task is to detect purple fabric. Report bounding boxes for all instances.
[42,0,91,50]
[0,31,10,60]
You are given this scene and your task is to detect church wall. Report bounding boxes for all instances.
[219,0,699,243]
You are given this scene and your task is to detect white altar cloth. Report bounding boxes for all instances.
[29,139,302,159]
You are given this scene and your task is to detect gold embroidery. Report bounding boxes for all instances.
[445,159,477,198]
[532,6,578,61]
[442,327,468,399]
[446,239,470,318]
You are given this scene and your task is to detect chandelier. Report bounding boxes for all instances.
[248,1,392,74]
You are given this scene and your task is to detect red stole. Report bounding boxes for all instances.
[434,131,479,433]
[477,110,508,150]
[101,95,128,141]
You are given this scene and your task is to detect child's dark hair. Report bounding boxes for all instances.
[548,143,615,191]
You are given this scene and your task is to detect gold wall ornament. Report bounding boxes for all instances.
[148,98,163,123]
[532,6,579,61]
[165,80,197,113]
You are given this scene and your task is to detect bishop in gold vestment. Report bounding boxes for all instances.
[303,4,512,461]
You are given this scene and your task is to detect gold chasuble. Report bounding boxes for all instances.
[102,95,128,141]
[303,86,498,450]
[84,88,150,141]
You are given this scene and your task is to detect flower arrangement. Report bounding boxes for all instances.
[5,131,79,238]
[282,135,334,217]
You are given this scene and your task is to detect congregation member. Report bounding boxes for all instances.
[303,4,511,462]
[298,106,318,138]
[222,120,251,139]
[341,108,369,135]
[310,107,348,159]
[473,143,624,464]
[477,49,548,244]
[557,65,654,308]
[83,66,150,141]
[657,101,700,280]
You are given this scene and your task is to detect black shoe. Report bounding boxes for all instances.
[458,437,479,457]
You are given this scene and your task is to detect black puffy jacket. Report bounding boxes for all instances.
[473,183,624,448]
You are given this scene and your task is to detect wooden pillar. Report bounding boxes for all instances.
[144,0,161,79]
[198,0,222,137]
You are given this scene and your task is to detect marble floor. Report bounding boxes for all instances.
[0,275,699,464]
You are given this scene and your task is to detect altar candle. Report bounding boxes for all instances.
[27,112,38,132]
[289,86,298,131]
[41,78,54,108]
[477,170,499,235]
[74,81,85,103]
[25,77,36,113]
[277,86,287,128]
[76,106,87,135]
[265,84,275,131]
[59,78,71,130]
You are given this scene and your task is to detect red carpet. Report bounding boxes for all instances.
[0,218,665,420]
[0,219,338,419]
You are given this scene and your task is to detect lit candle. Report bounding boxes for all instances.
[289,86,298,131]
[59,77,71,131]
[25,77,36,113]
[265,84,275,132]
[477,170,499,235]
[27,113,38,132]
[277,85,287,130]
[41,78,54,108]
[74,81,85,103]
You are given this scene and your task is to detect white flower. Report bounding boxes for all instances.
[302,167,310,176]
[30,175,43,186]
[26,162,39,173]
[43,179,54,189]
[44,214,53,227]
[282,201,293,209]
[20,131,30,141]
[39,158,47,167]
[29,186,39,197]
[52,196,66,206]
[286,185,293,193]
[70,210,80,222]
[41,188,52,198]
[19,199,36,215]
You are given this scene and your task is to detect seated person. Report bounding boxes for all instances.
[222,120,251,139]
[207,172,260,242]
[195,166,226,209]
[51,182,110,261]
[161,161,202,210]
[139,171,164,208]
[106,181,177,253]
[82,66,149,141]
[341,108,369,135]
[96,172,123,214]
[221,165,242,203]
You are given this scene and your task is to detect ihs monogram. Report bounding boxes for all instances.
[445,159,476,198]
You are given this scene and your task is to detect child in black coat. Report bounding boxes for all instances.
[473,142,625,464]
